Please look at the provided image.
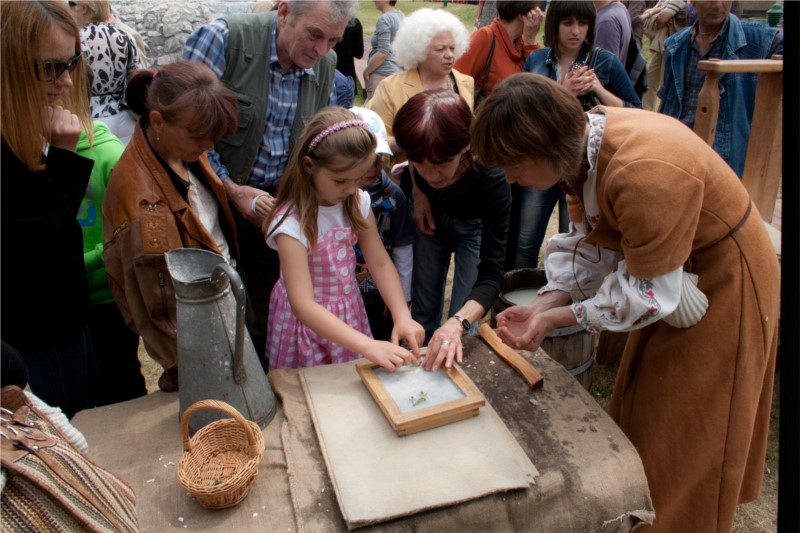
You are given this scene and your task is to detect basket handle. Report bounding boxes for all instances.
[180,399,259,453]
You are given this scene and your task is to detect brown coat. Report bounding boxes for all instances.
[103,124,238,371]
[578,108,779,531]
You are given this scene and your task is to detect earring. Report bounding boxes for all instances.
[156,131,160,142]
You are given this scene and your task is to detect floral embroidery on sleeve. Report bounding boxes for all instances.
[631,278,662,326]
[573,302,599,333]
[572,274,670,333]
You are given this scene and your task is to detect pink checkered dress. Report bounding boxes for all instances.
[267,224,372,370]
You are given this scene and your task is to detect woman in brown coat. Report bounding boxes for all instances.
[103,61,239,391]
[471,73,779,531]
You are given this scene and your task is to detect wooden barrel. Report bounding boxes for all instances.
[492,269,595,390]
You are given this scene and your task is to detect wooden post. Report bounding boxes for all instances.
[693,60,720,146]
[694,58,784,223]
[742,70,783,223]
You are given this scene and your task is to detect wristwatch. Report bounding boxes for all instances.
[453,314,471,333]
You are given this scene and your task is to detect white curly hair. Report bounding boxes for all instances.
[392,8,471,70]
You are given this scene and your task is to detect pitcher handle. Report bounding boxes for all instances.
[211,263,247,384]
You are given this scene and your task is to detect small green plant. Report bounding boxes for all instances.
[410,391,427,407]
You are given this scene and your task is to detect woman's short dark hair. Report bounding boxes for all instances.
[496,1,540,22]
[543,1,596,53]
[126,60,238,140]
[393,89,472,164]
[471,73,585,179]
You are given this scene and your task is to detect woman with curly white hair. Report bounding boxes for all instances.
[366,8,472,155]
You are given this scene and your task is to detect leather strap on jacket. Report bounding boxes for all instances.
[726,201,752,238]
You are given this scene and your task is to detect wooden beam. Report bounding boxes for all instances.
[696,58,783,74]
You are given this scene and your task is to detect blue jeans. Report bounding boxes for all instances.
[412,211,482,342]
[22,327,99,418]
[513,184,569,270]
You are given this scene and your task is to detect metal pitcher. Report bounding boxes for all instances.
[165,248,277,435]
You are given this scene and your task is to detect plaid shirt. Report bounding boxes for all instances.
[183,20,330,190]
[678,18,728,127]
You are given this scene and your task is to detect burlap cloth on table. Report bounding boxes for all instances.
[70,336,653,531]
[271,336,654,532]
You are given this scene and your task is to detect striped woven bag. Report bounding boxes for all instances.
[0,386,138,532]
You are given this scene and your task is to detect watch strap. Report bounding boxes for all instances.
[453,314,471,332]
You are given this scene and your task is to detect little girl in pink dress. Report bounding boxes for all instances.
[263,107,424,372]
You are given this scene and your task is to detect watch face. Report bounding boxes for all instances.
[460,318,470,331]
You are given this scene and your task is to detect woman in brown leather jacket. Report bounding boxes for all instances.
[102,60,239,391]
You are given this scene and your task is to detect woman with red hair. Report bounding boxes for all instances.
[393,89,511,372]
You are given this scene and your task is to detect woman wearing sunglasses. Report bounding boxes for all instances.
[1,1,99,418]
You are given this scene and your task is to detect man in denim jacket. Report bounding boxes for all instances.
[658,0,782,177]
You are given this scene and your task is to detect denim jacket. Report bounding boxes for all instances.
[524,44,642,109]
[658,14,782,176]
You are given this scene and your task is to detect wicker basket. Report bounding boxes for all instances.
[178,399,265,510]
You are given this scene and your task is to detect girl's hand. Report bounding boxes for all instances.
[564,65,594,97]
[390,316,425,356]
[44,105,81,152]
[422,321,464,372]
[586,70,603,94]
[363,340,418,372]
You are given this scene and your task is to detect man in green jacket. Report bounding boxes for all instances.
[183,0,358,365]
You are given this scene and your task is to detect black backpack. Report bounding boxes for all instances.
[625,34,648,99]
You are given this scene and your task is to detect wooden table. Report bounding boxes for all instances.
[72,337,653,532]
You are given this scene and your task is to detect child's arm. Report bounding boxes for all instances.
[357,213,425,355]
[276,233,416,372]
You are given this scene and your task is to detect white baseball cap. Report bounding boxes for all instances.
[349,106,393,156]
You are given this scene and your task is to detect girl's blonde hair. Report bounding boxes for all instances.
[265,106,377,249]
[1,1,92,171]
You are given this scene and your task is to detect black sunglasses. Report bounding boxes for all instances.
[68,1,77,6]
[34,52,82,82]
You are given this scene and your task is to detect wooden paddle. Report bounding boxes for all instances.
[477,323,544,389]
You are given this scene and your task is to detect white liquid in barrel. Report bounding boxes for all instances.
[503,288,540,306]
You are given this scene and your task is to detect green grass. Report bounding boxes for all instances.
[357,1,479,35]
